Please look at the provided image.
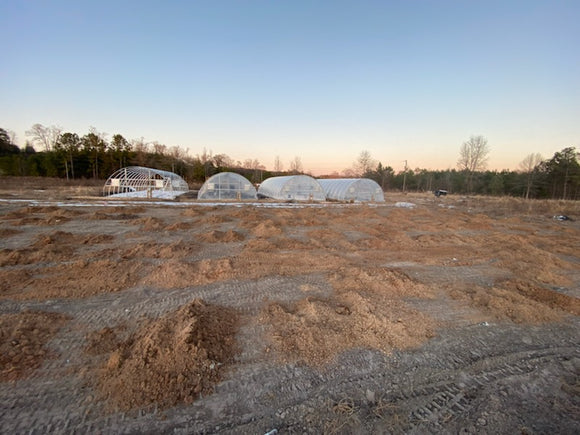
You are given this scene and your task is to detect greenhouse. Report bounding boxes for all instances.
[103,166,189,198]
[317,178,385,202]
[198,172,257,200]
[257,175,326,201]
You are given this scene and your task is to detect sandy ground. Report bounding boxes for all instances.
[0,178,579,434]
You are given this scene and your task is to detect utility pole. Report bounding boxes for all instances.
[402,160,408,193]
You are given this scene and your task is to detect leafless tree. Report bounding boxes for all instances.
[274,155,283,172]
[457,135,490,192]
[198,147,212,164]
[26,123,62,151]
[131,137,149,166]
[151,142,167,155]
[519,153,543,199]
[289,156,303,174]
[6,130,17,145]
[354,150,376,177]
[169,146,187,160]
[341,168,356,177]
[212,153,234,168]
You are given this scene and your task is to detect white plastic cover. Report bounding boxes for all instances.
[317,178,385,202]
[198,172,257,200]
[258,175,325,201]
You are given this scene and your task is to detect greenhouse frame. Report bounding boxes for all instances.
[317,178,385,202]
[103,166,189,197]
[257,175,326,201]
[198,172,257,200]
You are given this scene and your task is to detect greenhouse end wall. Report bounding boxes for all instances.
[198,172,257,200]
[258,175,325,201]
[317,178,385,202]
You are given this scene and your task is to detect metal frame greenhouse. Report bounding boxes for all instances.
[257,175,326,201]
[103,166,189,197]
[198,172,257,200]
[317,178,385,202]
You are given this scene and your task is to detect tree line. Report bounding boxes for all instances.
[0,125,305,186]
[1,125,579,199]
[355,141,580,200]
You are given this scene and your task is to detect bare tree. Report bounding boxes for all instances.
[341,168,356,177]
[6,130,17,145]
[26,123,62,151]
[457,135,490,192]
[519,153,543,199]
[198,147,213,164]
[131,137,149,166]
[274,155,283,172]
[289,156,303,174]
[354,150,376,177]
[151,142,167,155]
[169,145,187,160]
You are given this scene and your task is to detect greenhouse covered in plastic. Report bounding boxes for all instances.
[317,178,385,202]
[258,175,326,201]
[198,172,257,200]
[103,166,189,198]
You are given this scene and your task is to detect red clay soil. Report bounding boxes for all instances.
[0,310,71,382]
[93,299,240,411]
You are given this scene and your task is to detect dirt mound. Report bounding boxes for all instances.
[1,310,71,382]
[165,221,197,231]
[239,249,348,279]
[448,281,568,323]
[0,269,31,296]
[4,206,59,218]
[0,228,22,238]
[505,280,580,315]
[0,233,75,266]
[143,258,235,289]
[205,214,233,224]
[259,265,436,366]
[5,206,85,224]
[261,293,435,366]
[9,259,144,300]
[251,219,283,237]
[32,230,114,247]
[121,240,197,260]
[10,210,72,226]
[308,229,357,250]
[90,211,140,220]
[85,327,123,356]
[94,299,239,410]
[129,216,165,231]
[198,230,245,243]
[0,231,113,266]
[490,234,574,287]
[181,208,207,218]
[330,266,433,299]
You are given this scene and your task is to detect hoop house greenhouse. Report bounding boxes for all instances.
[317,178,385,202]
[257,175,325,201]
[103,166,189,198]
[198,172,257,200]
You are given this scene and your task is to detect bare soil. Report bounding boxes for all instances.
[0,178,579,434]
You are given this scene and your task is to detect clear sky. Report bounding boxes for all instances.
[1,1,579,174]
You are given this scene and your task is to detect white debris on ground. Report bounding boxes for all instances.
[108,190,187,200]
[394,202,416,208]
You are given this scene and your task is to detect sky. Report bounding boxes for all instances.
[1,1,579,175]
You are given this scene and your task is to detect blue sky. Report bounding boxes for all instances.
[1,1,579,174]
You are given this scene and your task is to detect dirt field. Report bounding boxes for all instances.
[1,177,579,434]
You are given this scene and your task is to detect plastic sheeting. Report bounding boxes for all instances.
[198,172,257,200]
[317,178,385,202]
[103,166,189,196]
[257,175,325,201]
